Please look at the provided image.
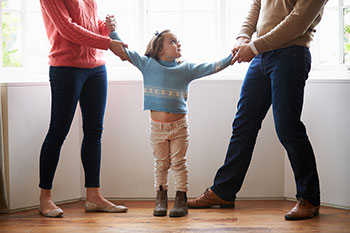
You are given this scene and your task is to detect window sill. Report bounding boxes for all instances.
[1,64,350,85]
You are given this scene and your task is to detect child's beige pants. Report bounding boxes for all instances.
[150,117,189,192]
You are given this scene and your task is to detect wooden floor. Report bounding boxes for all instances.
[0,200,349,233]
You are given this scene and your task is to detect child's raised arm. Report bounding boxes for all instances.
[189,53,233,80]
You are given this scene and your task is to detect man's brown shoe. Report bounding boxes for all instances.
[188,188,235,209]
[285,198,320,220]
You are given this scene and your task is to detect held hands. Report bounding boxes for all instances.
[231,37,255,65]
[105,15,116,32]
[106,14,130,61]
[109,40,129,61]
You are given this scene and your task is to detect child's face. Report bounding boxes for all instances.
[158,32,181,61]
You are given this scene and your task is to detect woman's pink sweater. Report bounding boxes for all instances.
[40,0,112,68]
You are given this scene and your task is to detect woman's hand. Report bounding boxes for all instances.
[109,40,130,62]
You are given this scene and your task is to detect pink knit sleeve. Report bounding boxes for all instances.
[40,0,111,50]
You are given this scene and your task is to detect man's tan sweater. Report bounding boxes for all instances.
[238,0,328,54]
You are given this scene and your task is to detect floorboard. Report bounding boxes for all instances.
[0,200,349,233]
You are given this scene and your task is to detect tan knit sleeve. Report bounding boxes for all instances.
[253,0,328,54]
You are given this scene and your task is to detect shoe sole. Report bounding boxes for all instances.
[284,210,319,220]
[39,210,64,218]
[153,212,167,217]
[188,203,235,209]
[169,212,188,217]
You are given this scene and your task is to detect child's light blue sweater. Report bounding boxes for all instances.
[110,31,232,114]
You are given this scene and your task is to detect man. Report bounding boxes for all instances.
[188,0,328,220]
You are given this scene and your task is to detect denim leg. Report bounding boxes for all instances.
[211,55,272,201]
[79,65,107,188]
[267,46,320,206]
[39,66,85,189]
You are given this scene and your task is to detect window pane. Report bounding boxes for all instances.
[327,0,339,7]
[182,13,216,61]
[344,0,350,6]
[146,0,218,62]
[2,11,22,67]
[183,0,214,11]
[24,12,50,69]
[96,0,136,13]
[147,12,182,37]
[317,7,339,65]
[2,0,21,9]
[344,8,350,64]
[147,0,181,12]
[26,0,41,12]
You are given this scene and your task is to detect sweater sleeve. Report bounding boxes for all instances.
[189,54,233,80]
[40,0,111,50]
[253,0,328,54]
[109,31,149,72]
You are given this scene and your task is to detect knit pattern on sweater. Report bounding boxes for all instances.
[40,0,111,68]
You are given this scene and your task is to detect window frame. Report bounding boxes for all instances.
[0,0,349,81]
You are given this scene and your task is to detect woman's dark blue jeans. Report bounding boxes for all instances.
[39,65,107,189]
[211,45,320,206]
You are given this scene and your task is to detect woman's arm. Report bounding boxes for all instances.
[40,0,110,50]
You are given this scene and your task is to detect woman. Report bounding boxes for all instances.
[39,0,128,217]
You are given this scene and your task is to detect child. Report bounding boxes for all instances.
[108,20,233,217]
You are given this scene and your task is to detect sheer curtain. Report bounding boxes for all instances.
[0,86,8,210]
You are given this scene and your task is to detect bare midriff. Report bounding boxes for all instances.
[150,110,186,122]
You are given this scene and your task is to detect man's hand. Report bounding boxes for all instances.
[231,44,255,65]
[231,37,252,65]
[109,40,130,61]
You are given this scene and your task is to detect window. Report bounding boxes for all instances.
[0,0,50,71]
[1,0,22,67]
[0,0,348,79]
[312,0,348,66]
[343,0,350,64]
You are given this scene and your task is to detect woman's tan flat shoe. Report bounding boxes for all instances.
[85,201,128,213]
[39,207,64,217]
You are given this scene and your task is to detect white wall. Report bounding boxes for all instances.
[3,78,350,210]
[6,84,82,210]
[284,80,350,208]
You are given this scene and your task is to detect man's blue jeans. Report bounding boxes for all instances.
[211,45,320,206]
[39,65,107,189]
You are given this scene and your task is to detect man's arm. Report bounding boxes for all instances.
[253,0,328,54]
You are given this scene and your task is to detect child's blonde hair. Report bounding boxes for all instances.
[145,29,170,60]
